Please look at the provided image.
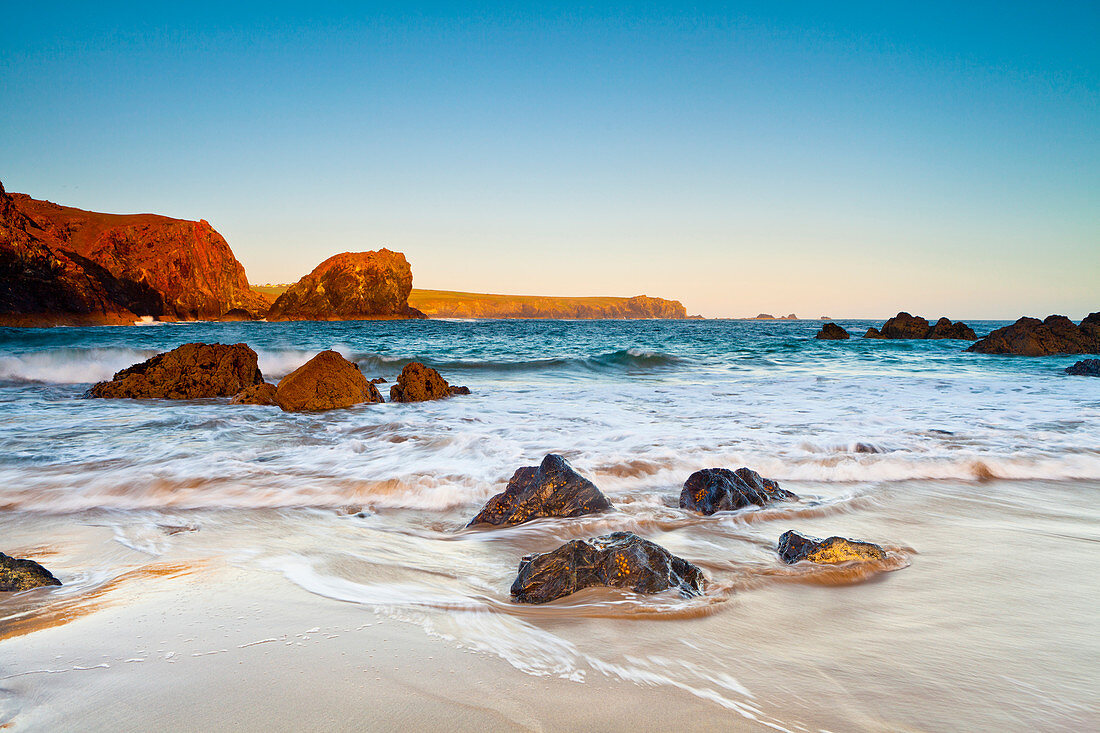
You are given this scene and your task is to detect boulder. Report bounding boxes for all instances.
[389,362,467,402]
[369,377,387,384]
[230,382,279,405]
[510,531,705,604]
[967,314,1100,356]
[468,454,613,527]
[88,343,264,399]
[680,467,797,515]
[274,350,383,412]
[777,530,887,564]
[815,322,850,340]
[1,552,62,591]
[863,312,976,340]
[268,250,426,321]
[1066,359,1100,377]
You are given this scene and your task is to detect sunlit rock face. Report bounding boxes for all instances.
[87,343,264,400]
[274,350,383,412]
[679,467,796,515]
[777,530,887,565]
[268,250,426,321]
[468,454,613,527]
[1,552,62,591]
[389,362,467,402]
[510,532,705,604]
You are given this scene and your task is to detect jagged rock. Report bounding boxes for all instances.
[468,454,613,527]
[88,343,263,399]
[1,552,62,591]
[928,316,976,339]
[777,530,887,564]
[275,350,383,412]
[1066,359,1100,376]
[864,312,976,340]
[510,532,705,604]
[815,322,850,340]
[968,314,1100,356]
[4,184,266,321]
[230,382,279,405]
[680,467,797,515]
[268,250,426,321]
[389,362,467,402]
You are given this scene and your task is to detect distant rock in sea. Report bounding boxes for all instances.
[0,180,267,326]
[1065,359,1100,376]
[510,532,705,604]
[88,343,264,399]
[864,312,976,340]
[777,530,887,565]
[968,313,1100,356]
[268,250,426,321]
[815,322,850,340]
[468,454,613,527]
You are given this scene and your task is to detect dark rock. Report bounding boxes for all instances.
[853,442,885,454]
[449,385,471,395]
[815,322,850,340]
[679,467,797,515]
[369,377,387,384]
[864,327,884,339]
[218,308,263,322]
[468,454,613,527]
[777,530,887,564]
[968,314,1100,356]
[88,343,263,399]
[928,317,977,340]
[275,350,383,412]
[230,382,279,405]
[1,552,62,591]
[268,250,426,321]
[510,531,705,604]
[389,362,462,402]
[1066,359,1100,376]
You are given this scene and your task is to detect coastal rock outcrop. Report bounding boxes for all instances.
[88,343,264,399]
[3,184,267,322]
[864,312,976,340]
[389,362,468,402]
[967,313,1100,356]
[510,531,705,604]
[680,467,797,515]
[275,350,383,412]
[407,290,688,319]
[777,530,887,564]
[467,454,613,527]
[1065,359,1100,376]
[1,552,62,591]
[815,322,850,340]
[230,382,279,405]
[268,250,426,321]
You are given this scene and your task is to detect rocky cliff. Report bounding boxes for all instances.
[1,181,266,325]
[267,250,425,321]
[407,290,688,319]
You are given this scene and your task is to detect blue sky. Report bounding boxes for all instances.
[2,2,1097,317]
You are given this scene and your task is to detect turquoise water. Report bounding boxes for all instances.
[1,319,1098,731]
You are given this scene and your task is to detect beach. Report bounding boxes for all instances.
[2,319,1098,731]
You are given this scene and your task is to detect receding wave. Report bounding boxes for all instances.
[0,348,161,384]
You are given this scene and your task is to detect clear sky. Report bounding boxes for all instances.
[2,2,1097,318]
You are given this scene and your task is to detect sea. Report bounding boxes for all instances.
[1,318,1097,731]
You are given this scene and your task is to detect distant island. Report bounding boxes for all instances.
[749,313,798,320]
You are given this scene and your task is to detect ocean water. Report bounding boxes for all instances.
[1,319,1098,731]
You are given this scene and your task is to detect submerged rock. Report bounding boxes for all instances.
[967,313,1100,356]
[864,312,976,340]
[510,531,705,604]
[230,382,278,405]
[777,530,887,564]
[815,322,850,340]
[87,342,263,399]
[1,552,62,591]
[389,362,468,402]
[680,467,797,515]
[468,454,613,527]
[275,350,383,412]
[1066,359,1100,376]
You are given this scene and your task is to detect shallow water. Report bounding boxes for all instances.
[1,319,1098,730]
